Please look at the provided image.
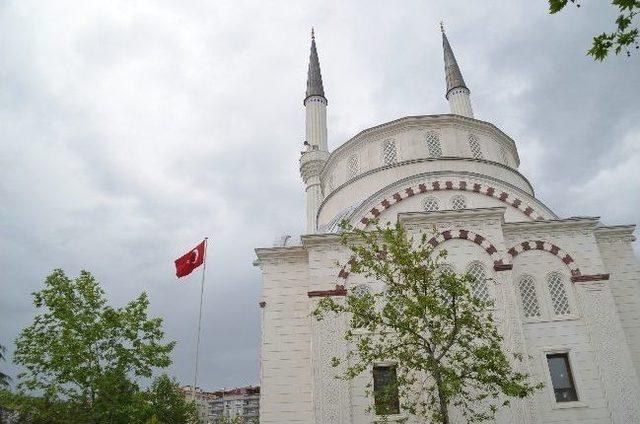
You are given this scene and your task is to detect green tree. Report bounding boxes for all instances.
[0,343,9,388]
[313,222,542,423]
[12,269,176,423]
[549,0,639,60]
[142,374,198,424]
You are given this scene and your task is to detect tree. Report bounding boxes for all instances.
[0,344,9,388]
[313,222,542,423]
[549,0,639,60]
[12,269,176,423]
[143,374,198,424]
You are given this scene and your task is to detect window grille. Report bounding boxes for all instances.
[382,140,397,165]
[352,284,371,299]
[423,196,439,212]
[467,262,490,302]
[347,155,358,179]
[438,263,455,276]
[425,131,442,158]
[450,195,467,210]
[548,272,571,316]
[468,134,483,159]
[518,275,542,318]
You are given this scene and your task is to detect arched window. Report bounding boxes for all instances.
[438,263,455,276]
[352,284,371,299]
[518,275,542,318]
[425,131,442,158]
[423,196,439,212]
[382,140,397,165]
[547,272,571,316]
[450,195,467,210]
[347,155,358,179]
[466,262,490,302]
[468,134,483,159]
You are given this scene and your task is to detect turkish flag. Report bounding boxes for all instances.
[175,240,206,278]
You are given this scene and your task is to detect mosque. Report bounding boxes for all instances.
[254,28,640,423]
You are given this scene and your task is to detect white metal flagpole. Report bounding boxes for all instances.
[193,237,208,400]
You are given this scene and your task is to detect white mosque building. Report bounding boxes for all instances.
[254,29,640,423]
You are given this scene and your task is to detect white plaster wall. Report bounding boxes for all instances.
[512,250,612,423]
[259,254,314,423]
[597,238,640,375]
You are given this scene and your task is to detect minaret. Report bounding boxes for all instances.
[300,28,329,233]
[441,24,474,118]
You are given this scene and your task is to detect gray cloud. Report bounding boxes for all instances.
[1,0,638,390]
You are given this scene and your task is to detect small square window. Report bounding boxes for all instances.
[373,365,400,415]
[546,353,578,402]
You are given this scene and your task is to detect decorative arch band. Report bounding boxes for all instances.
[506,241,581,277]
[337,229,506,280]
[357,179,544,228]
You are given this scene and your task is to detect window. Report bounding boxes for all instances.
[547,353,578,402]
[347,155,358,179]
[547,272,571,316]
[352,284,371,299]
[382,140,397,165]
[518,275,542,318]
[450,195,467,210]
[373,365,400,415]
[438,263,455,276]
[425,131,442,158]
[466,262,490,302]
[423,196,439,212]
[468,134,483,159]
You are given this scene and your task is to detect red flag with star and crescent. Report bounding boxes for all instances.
[175,240,206,278]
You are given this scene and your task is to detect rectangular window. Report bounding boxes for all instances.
[373,365,400,415]
[546,353,578,402]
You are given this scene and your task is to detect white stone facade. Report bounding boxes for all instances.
[255,32,640,423]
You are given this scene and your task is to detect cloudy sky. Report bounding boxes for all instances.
[1,0,639,390]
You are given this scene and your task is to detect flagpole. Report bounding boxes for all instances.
[193,237,208,401]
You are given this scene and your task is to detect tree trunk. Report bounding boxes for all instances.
[434,371,450,424]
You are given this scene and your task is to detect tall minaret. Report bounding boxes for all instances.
[300,28,329,233]
[442,24,474,118]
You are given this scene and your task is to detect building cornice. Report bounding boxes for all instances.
[398,207,507,227]
[503,217,600,235]
[321,156,534,198]
[594,225,636,243]
[300,233,341,248]
[254,245,308,264]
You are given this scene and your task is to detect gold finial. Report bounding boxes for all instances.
[311,27,315,40]
[440,20,445,33]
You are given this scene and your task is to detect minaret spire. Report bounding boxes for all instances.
[305,27,325,102]
[441,24,474,118]
[300,28,329,233]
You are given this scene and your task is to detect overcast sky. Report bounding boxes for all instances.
[1,0,639,390]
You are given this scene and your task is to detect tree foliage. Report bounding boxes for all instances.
[549,0,639,60]
[142,374,198,424]
[10,269,177,423]
[0,343,10,388]
[313,221,542,423]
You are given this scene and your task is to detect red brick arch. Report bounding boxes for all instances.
[357,179,544,228]
[337,229,507,280]
[506,240,581,277]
